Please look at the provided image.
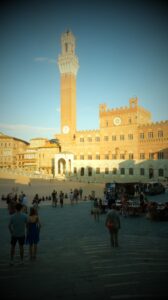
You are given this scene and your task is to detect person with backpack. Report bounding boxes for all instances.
[105,204,121,248]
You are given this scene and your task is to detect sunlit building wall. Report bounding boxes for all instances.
[55,31,168,182]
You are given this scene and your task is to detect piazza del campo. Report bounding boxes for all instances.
[1,30,168,300]
[0,30,168,183]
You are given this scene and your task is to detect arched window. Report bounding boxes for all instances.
[129,168,134,175]
[105,168,109,174]
[65,43,68,52]
[81,167,84,176]
[149,168,154,179]
[158,169,164,177]
[140,168,145,176]
[88,167,92,176]
[112,168,117,174]
[96,168,100,174]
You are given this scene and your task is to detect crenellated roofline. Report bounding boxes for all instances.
[138,120,168,128]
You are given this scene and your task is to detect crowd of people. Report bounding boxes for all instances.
[1,182,168,266]
[1,187,85,213]
[51,187,83,207]
[90,186,168,221]
[2,184,168,222]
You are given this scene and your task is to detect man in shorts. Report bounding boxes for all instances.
[8,203,28,265]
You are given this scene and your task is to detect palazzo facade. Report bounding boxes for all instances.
[54,30,168,182]
[0,132,29,169]
[0,30,168,182]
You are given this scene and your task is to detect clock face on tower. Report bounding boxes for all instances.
[113,117,121,126]
[62,125,70,134]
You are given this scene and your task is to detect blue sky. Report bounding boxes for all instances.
[1,0,168,142]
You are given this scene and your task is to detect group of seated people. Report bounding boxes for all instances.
[146,201,168,221]
[103,189,168,221]
[1,192,53,214]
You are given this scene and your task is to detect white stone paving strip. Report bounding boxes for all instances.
[105,281,140,287]
[110,294,165,299]
[100,271,142,277]
[93,262,168,269]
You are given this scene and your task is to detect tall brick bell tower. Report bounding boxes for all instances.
[58,30,79,137]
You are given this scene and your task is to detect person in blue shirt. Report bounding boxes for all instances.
[8,203,28,265]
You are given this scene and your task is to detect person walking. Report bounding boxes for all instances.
[69,189,74,205]
[52,190,57,207]
[26,207,41,260]
[32,193,39,210]
[105,204,121,248]
[79,187,83,200]
[59,191,64,208]
[8,203,28,265]
[92,198,100,221]
[22,193,28,213]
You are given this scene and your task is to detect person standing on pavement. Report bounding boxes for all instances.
[92,198,100,221]
[105,204,121,248]
[69,189,74,205]
[52,190,57,207]
[59,191,64,207]
[26,207,41,260]
[22,193,28,213]
[79,187,83,200]
[8,203,28,265]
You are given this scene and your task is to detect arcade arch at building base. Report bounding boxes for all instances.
[54,157,168,182]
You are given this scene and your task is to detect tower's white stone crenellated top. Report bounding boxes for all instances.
[58,30,79,76]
